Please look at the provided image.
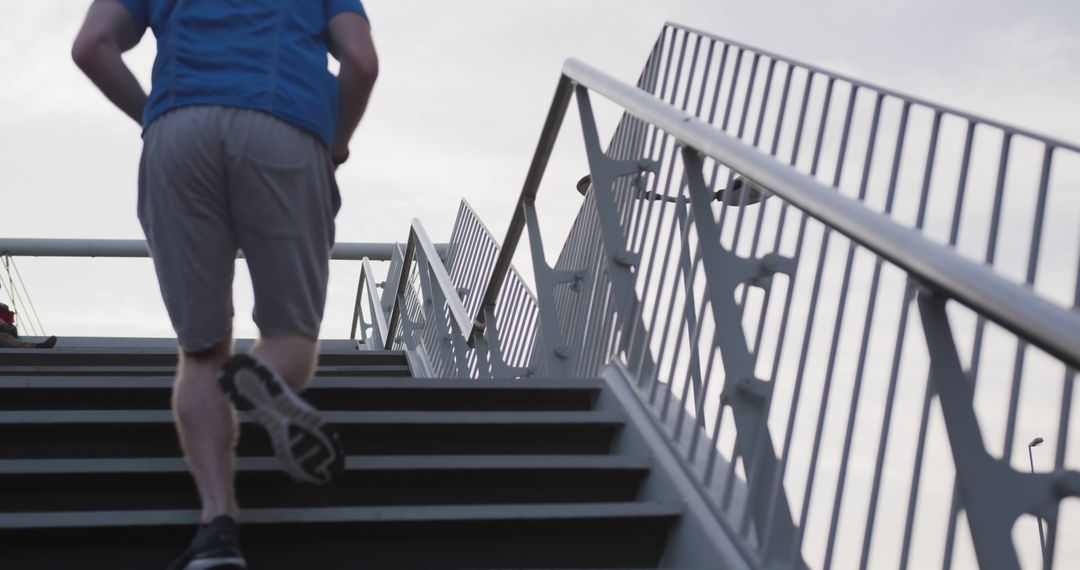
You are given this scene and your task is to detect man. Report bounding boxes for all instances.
[0,302,57,349]
[72,1,378,568]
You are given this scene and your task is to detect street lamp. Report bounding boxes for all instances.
[575,174,769,205]
[1028,437,1046,556]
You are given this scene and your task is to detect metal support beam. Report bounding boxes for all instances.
[0,238,448,261]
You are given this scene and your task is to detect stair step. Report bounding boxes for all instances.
[0,364,412,377]
[0,347,407,368]
[0,455,651,511]
[0,503,681,569]
[0,377,601,411]
[0,411,624,458]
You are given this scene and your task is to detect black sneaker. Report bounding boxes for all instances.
[218,353,344,485]
[167,515,247,570]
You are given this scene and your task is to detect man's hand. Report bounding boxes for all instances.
[72,1,147,126]
[328,13,378,168]
[331,148,350,170]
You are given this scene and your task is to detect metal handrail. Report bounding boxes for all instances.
[384,220,478,349]
[474,57,1080,373]
[667,22,1080,155]
[561,57,1080,370]
[472,75,574,342]
[0,238,420,261]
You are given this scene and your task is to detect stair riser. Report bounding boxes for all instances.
[0,517,675,569]
[0,469,647,511]
[0,351,408,368]
[0,388,597,411]
[0,366,411,377]
[0,423,620,458]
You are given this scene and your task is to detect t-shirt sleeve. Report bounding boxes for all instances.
[326,0,368,21]
[105,0,149,35]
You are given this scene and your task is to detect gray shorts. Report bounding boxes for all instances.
[138,106,340,353]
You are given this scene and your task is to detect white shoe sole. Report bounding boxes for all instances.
[218,354,344,485]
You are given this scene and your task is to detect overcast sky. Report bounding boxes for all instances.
[1,1,1079,567]
[2,0,1078,341]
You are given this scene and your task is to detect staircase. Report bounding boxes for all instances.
[0,343,683,568]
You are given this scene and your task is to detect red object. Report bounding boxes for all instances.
[0,307,14,327]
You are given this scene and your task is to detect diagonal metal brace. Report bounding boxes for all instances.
[681,146,805,566]
[916,283,1080,570]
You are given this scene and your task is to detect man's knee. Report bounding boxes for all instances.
[181,337,233,363]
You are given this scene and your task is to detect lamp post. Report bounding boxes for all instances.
[1028,437,1046,556]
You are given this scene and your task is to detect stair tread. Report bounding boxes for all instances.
[0,377,603,390]
[0,455,651,474]
[0,347,399,356]
[0,502,684,529]
[0,410,623,424]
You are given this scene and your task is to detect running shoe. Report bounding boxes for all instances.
[218,353,344,485]
[167,515,247,570]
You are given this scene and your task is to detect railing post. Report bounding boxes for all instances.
[680,146,804,565]
[523,203,571,377]
[573,85,659,380]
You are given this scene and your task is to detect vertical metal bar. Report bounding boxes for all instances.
[748,58,778,150]
[823,262,888,570]
[896,111,944,570]
[711,52,763,226]
[694,40,718,118]
[787,85,858,563]
[960,131,1013,421]
[727,62,793,356]
[647,232,699,404]
[621,33,695,334]
[985,132,1014,266]
[721,207,795,510]
[759,76,838,553]
[883,103,912,214]
[760,219,832,553]
[679,35,705,112]
[856,100,914,570]
[631,147,690,382]
[735,54,762,140]
[717,56,767,246]
[1002,145,1054,459]
[720,48,746,132]
[770,65,796,157]
[729,71,815,533]
[626,38,670,251]
[940,120,976,570]
[858,285,916,570]
[707,44,733,125]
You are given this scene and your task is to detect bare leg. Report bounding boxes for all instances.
[173,337,239,524]
[249,335,319,392]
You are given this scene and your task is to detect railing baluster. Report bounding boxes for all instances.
[856,100,913,570]
[896,110,943,570]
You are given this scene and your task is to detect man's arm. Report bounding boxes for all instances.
[327,13,379,167]
[72,1,147,126]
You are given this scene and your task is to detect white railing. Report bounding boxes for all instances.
[362,24,1080,570]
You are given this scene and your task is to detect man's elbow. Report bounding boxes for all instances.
[341,44,379,86]
[71,35,105,72]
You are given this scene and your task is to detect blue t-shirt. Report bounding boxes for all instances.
[115,0,367,148]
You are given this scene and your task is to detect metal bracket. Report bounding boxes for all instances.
[551,270,582,286]
[915,284,1080,569]
[731,376,773,404]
